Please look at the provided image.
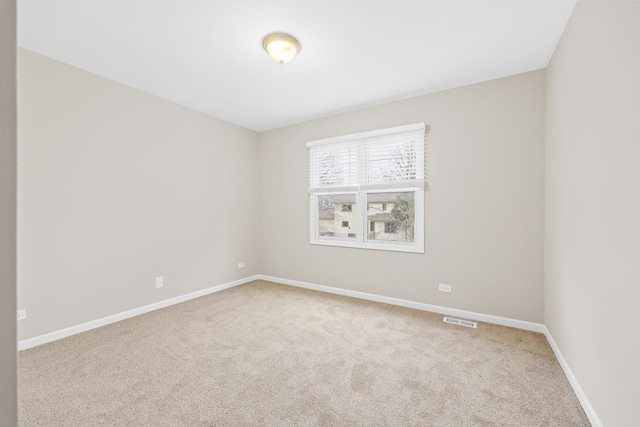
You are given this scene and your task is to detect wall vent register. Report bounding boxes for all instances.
[443,317,478,328]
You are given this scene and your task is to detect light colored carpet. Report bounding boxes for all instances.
[19,280,589,426]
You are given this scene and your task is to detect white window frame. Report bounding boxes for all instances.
[308,123,426,254]
[309,188,424,253]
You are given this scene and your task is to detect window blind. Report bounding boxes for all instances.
[308,140,359,192]
[308,123,426,193]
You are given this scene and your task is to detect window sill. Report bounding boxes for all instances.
[310,238,424,254]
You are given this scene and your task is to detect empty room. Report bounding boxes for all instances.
[1,0,639,425]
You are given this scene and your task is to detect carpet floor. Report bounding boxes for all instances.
[19,280,590,426]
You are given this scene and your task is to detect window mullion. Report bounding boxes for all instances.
[357,138,367,244]
[356,191,366,244]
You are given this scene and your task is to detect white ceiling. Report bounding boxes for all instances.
[18,0,576,132]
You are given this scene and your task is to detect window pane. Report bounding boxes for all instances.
[366,137,422,184]
[367,192,415,242]
[310,145,358,188]
[318,194,357,239]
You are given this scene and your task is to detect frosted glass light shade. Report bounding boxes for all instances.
[263,33,300,65]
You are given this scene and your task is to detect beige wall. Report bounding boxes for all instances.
[259,70,546,323]
[545,1,640,425]
[0,0,18,424]
[18,49,260,341]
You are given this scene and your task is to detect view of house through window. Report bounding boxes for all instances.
[367,192,414,242]
[316,192,414,242]
[318,194,356,238]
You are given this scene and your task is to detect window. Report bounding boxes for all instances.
[308,123,426,253]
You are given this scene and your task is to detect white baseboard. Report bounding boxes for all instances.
[18,275,260,351]
[543,326,602,427]
[257,274,545,333]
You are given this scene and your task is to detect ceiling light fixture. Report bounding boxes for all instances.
[262,33,300,65]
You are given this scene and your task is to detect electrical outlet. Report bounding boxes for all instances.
[438,283,452,293]
[155,276,164,289]
[237,262,245,269]
[17,309,26,321]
